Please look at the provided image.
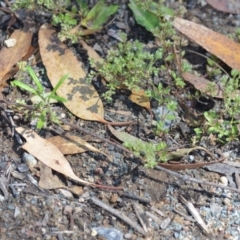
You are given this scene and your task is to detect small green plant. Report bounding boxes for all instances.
[88,33,163,101]
[11,63,68,129]
[12,0,118,43]
[202,69,240,143]
[123,139,168,168]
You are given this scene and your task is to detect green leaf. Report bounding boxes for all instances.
[128,0,160,32]
[77,0,88,15]
[11,80,39,95]
[26,66,44,94]
[81,0,118,30]
[37,110,47,129]
[49,95,67,102]
[51,74,69,95]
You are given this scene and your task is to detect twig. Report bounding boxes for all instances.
[0,177,8,199]
[179,196,209,235]
[145,211,162,225]
[154,165,240,194]
[132,202,148,233]
[173,208,195,222]
[150,206,165,217]
[235,171,240,190]
[91,196,147,236]
[121,193,151,204]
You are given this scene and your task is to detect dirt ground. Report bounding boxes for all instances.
[1,1,240,240]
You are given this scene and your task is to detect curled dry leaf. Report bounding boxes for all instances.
[0,30,32,87]
[15,127,91,186]
[47,134,107,156]
[173,17,240,70]
[182,72,224,99]
[206,0,240,14]
[38,25,104,121]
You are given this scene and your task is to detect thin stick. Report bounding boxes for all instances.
[91,196,147,236]
[121,193,151,204]
[155,165,240,193]
[179,196,209,235]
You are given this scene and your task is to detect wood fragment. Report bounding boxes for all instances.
[234,171,240,190]
[150,206,165,217]
[179,196,209,235]
[0,176,8,199]
[145,211,162,225]
[121,193,151,204]
[91,196,147,236]
[173,208,196,222]
[132,202,148,233]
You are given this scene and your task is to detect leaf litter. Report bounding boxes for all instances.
[0,30,32,87]
[2,1,240,239]
[15,127,92,186]
[47,134,108,156]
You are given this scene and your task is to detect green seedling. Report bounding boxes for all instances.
[81,0,118,30]
[128,0,174,32]
[123,139,168,168]
[12,0,118,42]
[11,64,68,129]
[88,33,163,102]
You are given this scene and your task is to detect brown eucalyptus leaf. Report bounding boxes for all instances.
[206,0,240,14]
[80,39,102,64]
[182,72,224,99]
[0,30,32,86]
[15,127,91,186]
[173,17,240,70]
[38,25,104,121]
[38,162,83,194]
[47,134,107,155]
[129,88,151,110]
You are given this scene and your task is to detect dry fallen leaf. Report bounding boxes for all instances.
[173,17,240,70]
[129,88,151,111]
[38,25,104,121]
[38,162,83,195]
[0,30,32,86]
[15,127,91,186]
[206,0,240,14]
[182,72,224,99]
[47,134,107,155]
[108,124,145,144]
[80,39,102,64]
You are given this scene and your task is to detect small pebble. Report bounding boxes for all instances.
[41,228,47,234]
[17,163,29,173]
[223,198,231,206]
[60,113,66,118]
[124,233,132,239]
[220,176,228,186]
[188,155,194,162]
[59,189,73,199]
[14,206,20,218]
[22,153,37,170]
[161,217,171,229]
